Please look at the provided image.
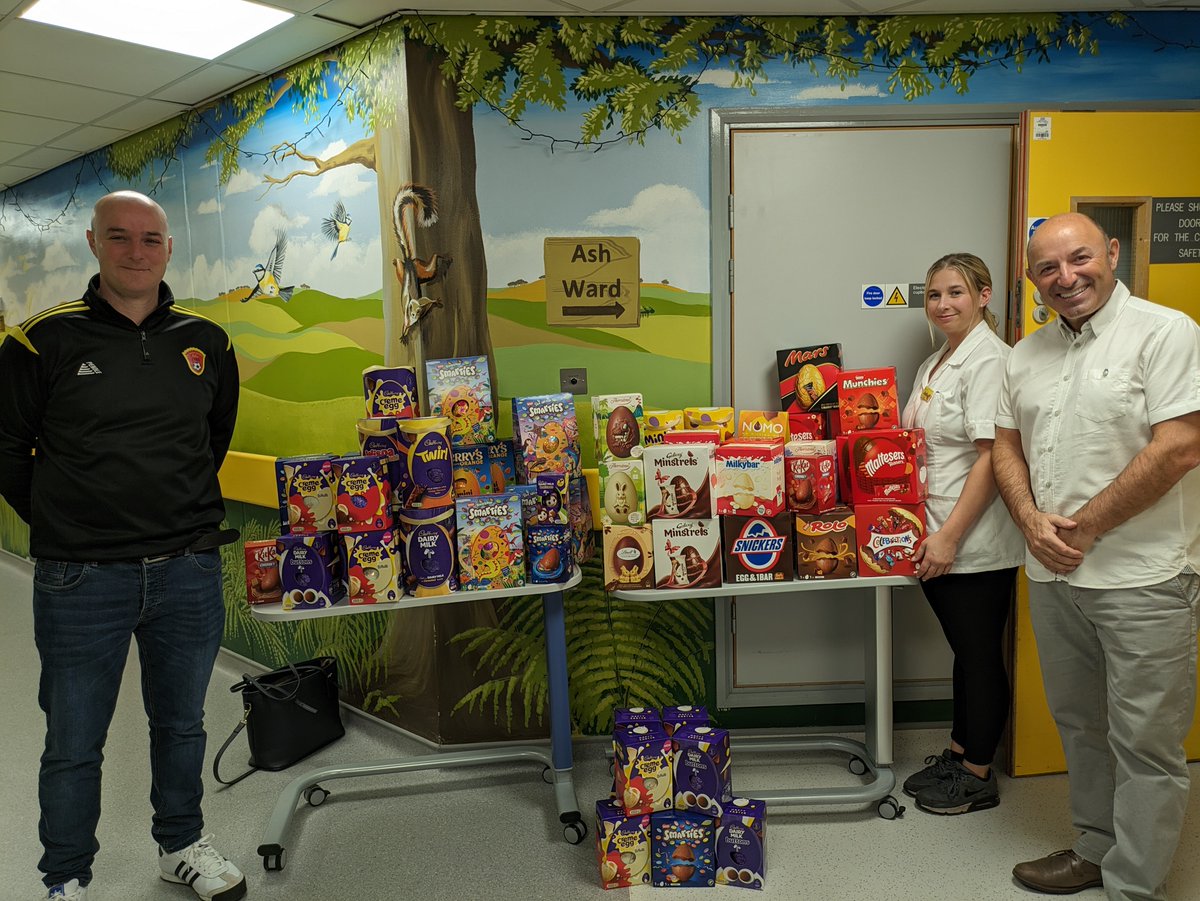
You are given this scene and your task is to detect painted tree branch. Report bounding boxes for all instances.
[259,138,378,194]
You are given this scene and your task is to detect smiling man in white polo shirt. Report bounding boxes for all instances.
[993,212,1200,900]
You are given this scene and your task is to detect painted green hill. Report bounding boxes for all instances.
[259,289,383,330]
[487,297,644,351]
[241,346,383,403]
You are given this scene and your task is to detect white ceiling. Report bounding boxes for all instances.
[0,0,1188,190]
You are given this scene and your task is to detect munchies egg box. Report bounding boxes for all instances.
[652,518,721,590]
[715,798,767,890]
[855,502,926,578]
[424,355,496,447]
[643,443,713,520]
[777,343,842,414]
[712,441,785,518]
[603,525,654,591]
[513,393,581,479]
[722,513,793,585]
[595,800,652,889]
[651,811,716,888]
[600,459,646,528]
[593,393,645,462]
[615,723,674,817]
[455,493,526,591]
[837,367,899,433]
[795,506,857,580]
[848,428,928,504]
[784,440,838,514]
[276,454,337,534]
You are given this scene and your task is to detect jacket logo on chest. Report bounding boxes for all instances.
[76,361,103,376]
[182,347,206,376]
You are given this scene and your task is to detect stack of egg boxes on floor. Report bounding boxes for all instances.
[596,705,767,890]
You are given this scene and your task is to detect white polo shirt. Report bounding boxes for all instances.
[996,282,1200,588]
[902,321,1024,574]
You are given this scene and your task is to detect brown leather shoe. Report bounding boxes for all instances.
[1013,849,1102,894]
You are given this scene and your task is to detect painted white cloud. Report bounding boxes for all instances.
[793,83,887,101]
[307,140,374,199]
[248,205,311,256]
[41,240,78,272]
[196,198,221,215]
[223,169,262,196]
[697,70,740,88]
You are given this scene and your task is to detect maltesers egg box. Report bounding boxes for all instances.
[847,428,928,504]
[837,367,899,433]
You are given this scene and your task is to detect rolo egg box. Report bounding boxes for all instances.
[599,459,645,527]
[642,443,713,520]
[661,705,708,737]
[672,724,732,817]
[593,393,645,462]
[795,506,857,580]
[602,525,654,591]
[455,493,526,592]
[526,523,572,584]
[651,518,720,590]
[276,454,337,534]
[595,799,651,889]
[276,533,345,610]
[715,798,767,890]
[342,529,401,605]
[651,811,716,888]
[614,722,673,817]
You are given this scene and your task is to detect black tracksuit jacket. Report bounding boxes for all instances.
[0,276,239,561]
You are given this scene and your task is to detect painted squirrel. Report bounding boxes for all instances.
[390,184,452,338]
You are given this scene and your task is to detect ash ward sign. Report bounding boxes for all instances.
[544,237,640,327]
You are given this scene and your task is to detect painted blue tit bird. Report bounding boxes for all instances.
[321,201,352,260]
[243,230,295,302]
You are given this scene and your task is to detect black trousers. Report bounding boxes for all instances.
[920,567,1018,766]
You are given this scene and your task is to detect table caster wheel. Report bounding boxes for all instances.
[260,845,286,871]
[848,755,868,776]
[303,785,329,807]
[877,795,905,820]
[541,766,554,785]
[562,818,587,845]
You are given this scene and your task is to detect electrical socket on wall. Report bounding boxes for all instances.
[560,368,588,395]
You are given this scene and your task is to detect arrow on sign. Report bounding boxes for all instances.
[563,301,626,318]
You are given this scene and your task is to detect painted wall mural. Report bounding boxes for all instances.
[2,13,1198,739]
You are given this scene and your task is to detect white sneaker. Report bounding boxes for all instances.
[44,880,87,900]
[158,834,246,901]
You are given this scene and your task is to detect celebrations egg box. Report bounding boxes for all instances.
[652,518,721,590]
[837,367,899,433]
[855,502,926,577]
[847,428,928,504]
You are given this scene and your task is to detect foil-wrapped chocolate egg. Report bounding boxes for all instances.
[606,405,640,458]
[613,535,644,573]
[814,536,838,574]
[536,547,561,574]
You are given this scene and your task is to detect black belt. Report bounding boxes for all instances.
[139,528,240,564]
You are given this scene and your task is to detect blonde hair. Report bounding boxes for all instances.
[924,253,998,341]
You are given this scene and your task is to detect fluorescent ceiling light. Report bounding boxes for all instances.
[21,0,293,60]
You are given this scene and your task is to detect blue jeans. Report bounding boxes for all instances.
[32,551,225,888]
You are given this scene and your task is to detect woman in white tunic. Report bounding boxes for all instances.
[898,253,1025,815]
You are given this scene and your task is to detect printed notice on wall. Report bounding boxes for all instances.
[545,237,640,327]
[1032,116,1052,141]
[1150,198,1200,263]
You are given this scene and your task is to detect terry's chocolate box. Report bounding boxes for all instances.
[855,502,926,577]
[722,513,793,584]
[847,428,928,504]
[777,343,842,413]
[652,518,721,590]
[795,506,857,580]
[837,367,899,433]
[643,442,714,520]
[603,525,654,591]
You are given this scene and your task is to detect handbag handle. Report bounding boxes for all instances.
[212,705,256,787]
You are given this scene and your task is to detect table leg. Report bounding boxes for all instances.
[864,584,894,767]
[541,589,586,842]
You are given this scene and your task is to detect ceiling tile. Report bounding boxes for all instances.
[217,15,355,73]
[5,144,80,170]
[267,0,329,11]
[0,20,208,97]
[153,63,262,105]
[0,163,42,189]
[41,124,129,153]
[0,139,35,164]
[311,0,410,27]
[94,98,191,132]
[0,71,130,121]
[0,110,81,145]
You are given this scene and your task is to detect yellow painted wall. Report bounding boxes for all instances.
[1012,109,1200,776]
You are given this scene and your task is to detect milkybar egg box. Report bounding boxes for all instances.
[342,529,401,604]
[451,445,491,498]
[652,518,721,590]
[796,506,857,580]
[596,800,651,889]
[568,475,595,565]
[276,455,337,534]
[396,506,458,597]
[513,393,581,479]
[776,343,842,413]
[784,439,839,514]
[485,439,517,492]
[712,441,785,517]
[662,705,709,737]
[643,409,684,447]
[244,540,282,605]
[643,443,714,520]
[424,355,496,447]
[715,798,766,890]
[837,367,899,433]
[600,459,645,527]
[848,428,928,504]
[855,502,926,577]
[721,513,793,585]
[651,811,716,888]
[362,365,418,419]
[593,393,645,462]
[333,455,393,534]
[277,532,345,610]
[737,410,788,442]
[615,723,673,817]
[787,412,824,441]
[673,724,732,817]
[455,493,526,592]
[526,523,572,584]
[683,406,736,441]
[603,525,654,591]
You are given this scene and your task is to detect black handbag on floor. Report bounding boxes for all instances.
[213,656,345,786]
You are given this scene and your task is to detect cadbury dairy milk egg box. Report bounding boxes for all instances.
[642,443,713,520]
[526,523,573,584]
[721,513,793,585]
[276,454,337,534]
[362,365,418,419]
[715,798,767,890]
[455,493,526,592]
[603,525,654,591]
[600,459,646,527]
[614,723,673,817]
[424,355,496,447]
[672,724,732,817]
[276,532,345,610]
[595,800,652,889]
[661,705,709,737]
[342,529,402,604]
[512,393,581,479]
[396,506,458,597]
[651,518,721,590]
[651,811,716,888]
[593,393,645,463]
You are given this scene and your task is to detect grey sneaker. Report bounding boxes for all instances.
[915,761,1000,815]
[159,834,246,901]
[45,880,87,901]
[902,748,956,797]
